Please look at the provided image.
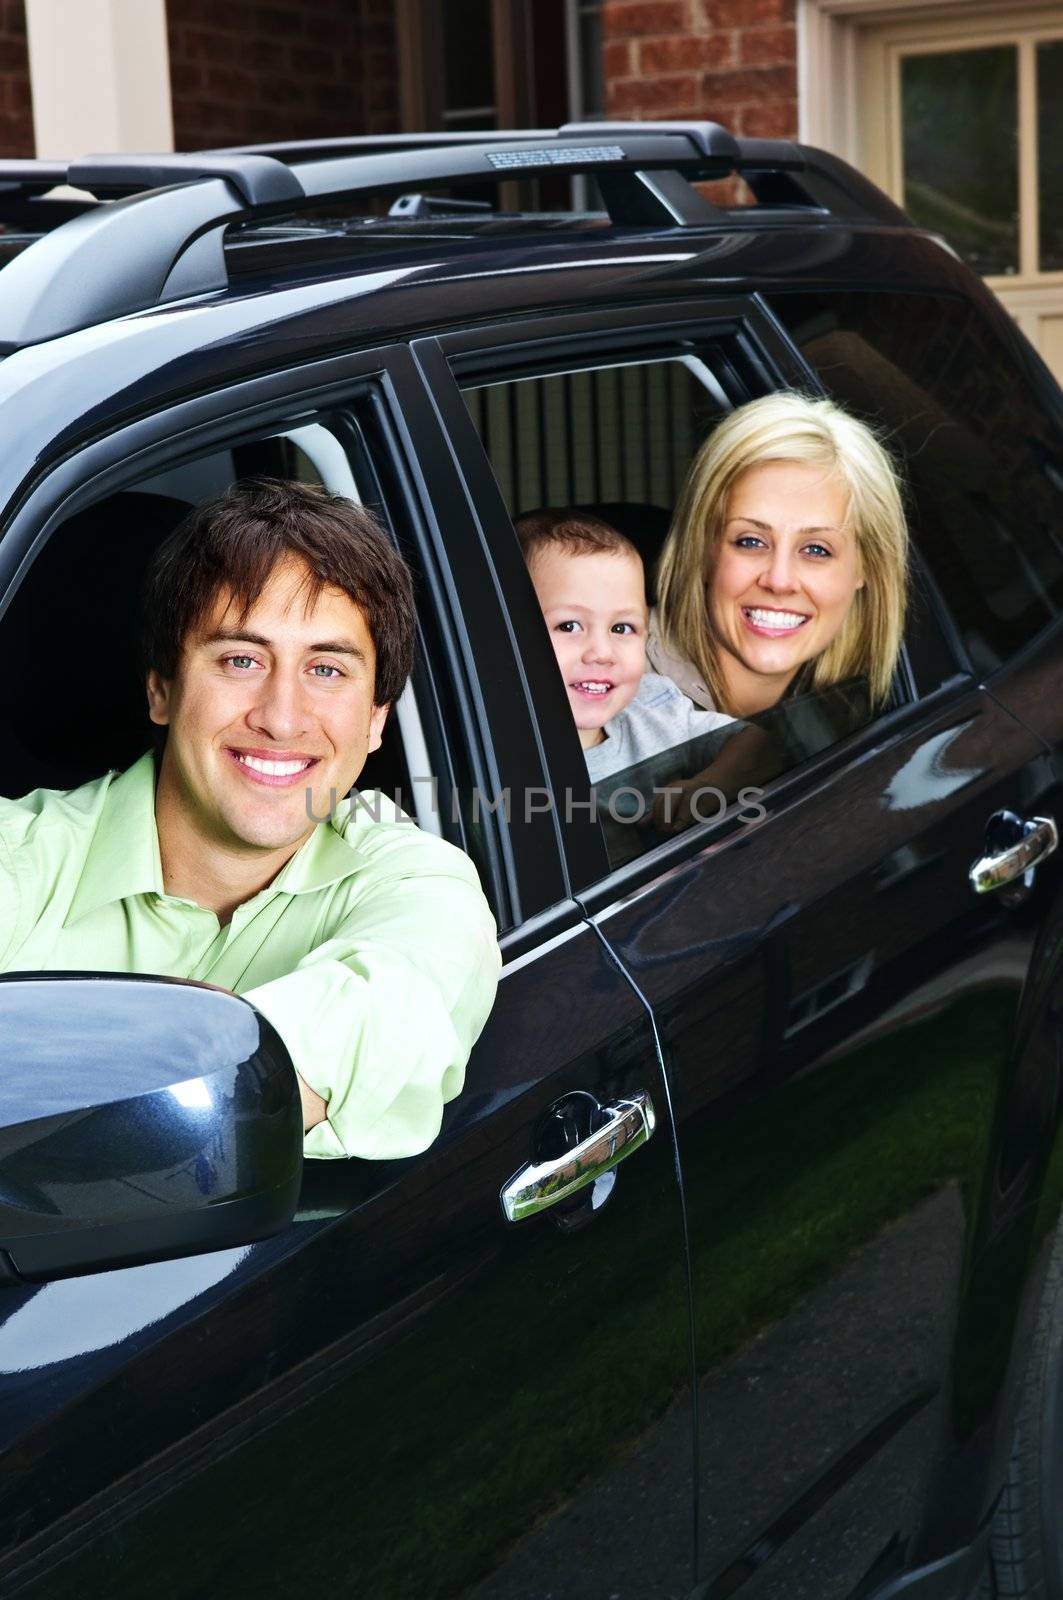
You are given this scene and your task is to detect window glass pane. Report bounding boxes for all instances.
[0,428,409,817]
[579,3,604,117]
[1038,40,1063,272]
[593,684,871,869]
[769,289,1063,673]
[443,0,495,127]
[900,46,1019,276]
[464,353,889,873]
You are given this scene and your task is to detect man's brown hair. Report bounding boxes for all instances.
[514,507,642,571]
[141,478,416,705]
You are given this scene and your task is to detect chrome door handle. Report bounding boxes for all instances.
[969,814,1058,894]
[501,1091,656,1223]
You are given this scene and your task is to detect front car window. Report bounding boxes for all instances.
[0,415,468,866]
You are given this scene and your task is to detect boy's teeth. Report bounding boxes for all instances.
[238,755,312,775]
[745,608,807,631]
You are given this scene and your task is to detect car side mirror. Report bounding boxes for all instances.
[0,972,303,1283]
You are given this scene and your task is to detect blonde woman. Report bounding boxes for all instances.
[650,392,908,719]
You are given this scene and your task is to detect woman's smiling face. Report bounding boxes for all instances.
[707,459,864,717]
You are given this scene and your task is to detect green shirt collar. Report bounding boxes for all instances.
[65,751,364,925]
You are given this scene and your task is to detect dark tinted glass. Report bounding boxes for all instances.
[1038,40,1063,272]
[579,2,605,117]
[443,0,495,128]
[593,682,871,870]
[770,289,1063,673]
[464,351,921,876]
[900,46,1018,276]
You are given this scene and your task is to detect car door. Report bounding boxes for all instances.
[0,339,697,1600]
[578,678,1056,1600]
[764,280,1063,1593]
[435,299,1063,1599]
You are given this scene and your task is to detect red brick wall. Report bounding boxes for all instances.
[0,0,32,158]
[167,0,400,152]
[602,0,797,140]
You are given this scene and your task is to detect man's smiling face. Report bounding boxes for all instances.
[147,555,388,858]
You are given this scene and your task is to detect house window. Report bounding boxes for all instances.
[566,0,604,119]
[857,6,1063,381]
[898,43,1019,277]
[443,0,497,130]
[397,0,576,131]
[396,0,605,209]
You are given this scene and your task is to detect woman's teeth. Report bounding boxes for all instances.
[744,608,808,632]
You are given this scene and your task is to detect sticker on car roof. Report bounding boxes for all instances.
[486,145,626,169]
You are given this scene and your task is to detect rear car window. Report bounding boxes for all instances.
[769,288,1063,674]
[462,345,946,876]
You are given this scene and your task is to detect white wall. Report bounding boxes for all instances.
[25,0,174,158]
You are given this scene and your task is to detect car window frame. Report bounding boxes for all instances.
[418,296,815,892]
[0,340,564,934]
[422,297,974,898]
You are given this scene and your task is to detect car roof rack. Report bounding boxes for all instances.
[0,122,908,352]
[212,123,905,226]
[0,160,71,195]
[204,131,562,162]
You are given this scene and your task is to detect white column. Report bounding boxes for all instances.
[797,2,859,161]
[25,0,174,159]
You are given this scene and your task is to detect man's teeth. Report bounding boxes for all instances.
[237,754,312,776]
[745,608,808,631]
[574,681,613,695]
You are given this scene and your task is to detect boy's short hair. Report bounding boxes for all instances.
[141,478,416,705]
[514,507,642,570]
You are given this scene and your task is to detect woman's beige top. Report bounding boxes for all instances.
[645,608,716,712]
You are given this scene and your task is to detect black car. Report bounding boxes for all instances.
[0,122,1060,1600]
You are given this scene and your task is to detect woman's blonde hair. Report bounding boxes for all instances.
[655,392,909,712]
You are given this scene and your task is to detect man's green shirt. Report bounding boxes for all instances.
[0,753,500,1159]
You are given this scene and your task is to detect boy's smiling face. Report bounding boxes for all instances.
[529,543,647,749]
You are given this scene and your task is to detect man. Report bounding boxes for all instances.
[0,479,500,1159]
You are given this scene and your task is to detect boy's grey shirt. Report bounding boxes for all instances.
[584,672,734,783]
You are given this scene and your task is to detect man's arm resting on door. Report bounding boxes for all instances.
[245,851,500,1160]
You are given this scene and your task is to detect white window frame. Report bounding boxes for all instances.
[797,0,1045,166]
[798,0,1063,375]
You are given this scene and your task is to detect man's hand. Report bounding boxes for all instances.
[297,1072,328,1132]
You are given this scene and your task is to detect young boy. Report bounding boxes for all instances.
[516,509,734,783]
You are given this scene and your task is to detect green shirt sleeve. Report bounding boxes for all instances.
[244,848,500,1161]
[0,827,23,969]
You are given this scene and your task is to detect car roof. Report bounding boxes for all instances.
[0,120,970,525]
[0,122,914,353]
